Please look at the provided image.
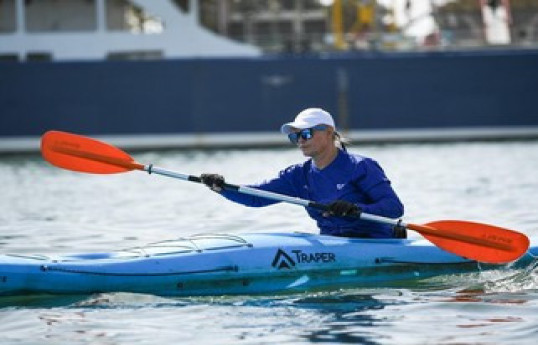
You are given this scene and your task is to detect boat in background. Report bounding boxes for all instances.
[1,0,538,154]
[0,0,259,61]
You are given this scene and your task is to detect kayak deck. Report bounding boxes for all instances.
[1,232,536,297]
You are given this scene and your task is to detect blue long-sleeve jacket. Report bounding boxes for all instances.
[220,149,404,238]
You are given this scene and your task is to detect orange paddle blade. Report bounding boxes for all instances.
[41,131,144,174]
[411,220,530,264]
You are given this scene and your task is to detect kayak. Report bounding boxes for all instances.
[1,232,537,297]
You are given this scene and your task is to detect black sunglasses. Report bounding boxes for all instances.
[288,125,328,144]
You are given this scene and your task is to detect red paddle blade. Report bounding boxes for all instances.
[41,131,144,174]
[418,220,530,264]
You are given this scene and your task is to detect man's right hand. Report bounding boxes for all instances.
[200,174,225,192]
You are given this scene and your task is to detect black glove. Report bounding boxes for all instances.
[200,173,225,192]
[325,200,361,217]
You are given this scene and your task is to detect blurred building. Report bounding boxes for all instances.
[197,0,329,53]
[197,0,538,52]
[435,0,538,47]
[198,0,394,53]
[2,0,537,60]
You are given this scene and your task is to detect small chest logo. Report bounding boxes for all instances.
[336,183,345,190]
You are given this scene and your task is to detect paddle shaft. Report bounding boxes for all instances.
[146,164,319,208]
[145,165,514,250]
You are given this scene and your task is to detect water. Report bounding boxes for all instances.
[1,141,537,344]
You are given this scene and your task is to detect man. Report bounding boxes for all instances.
[201,108,404,238]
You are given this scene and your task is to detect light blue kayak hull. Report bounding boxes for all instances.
[0,233,536,297]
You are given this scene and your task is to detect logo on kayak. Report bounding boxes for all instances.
[272,249,296,269]
[271,248,336,270]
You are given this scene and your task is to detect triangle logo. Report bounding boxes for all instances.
[271,248,296,270]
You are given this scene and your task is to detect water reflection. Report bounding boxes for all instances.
[448,288,530,305]
[1,287,536,345]
[291,292,402,344]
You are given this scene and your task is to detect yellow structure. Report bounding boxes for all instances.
[332,0,346,49]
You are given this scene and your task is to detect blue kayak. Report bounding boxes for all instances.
[1,232,536,297]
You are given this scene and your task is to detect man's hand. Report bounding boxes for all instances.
[324,200,361,217]
[200,173,225,192]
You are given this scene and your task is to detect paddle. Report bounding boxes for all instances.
[41,130,530,264]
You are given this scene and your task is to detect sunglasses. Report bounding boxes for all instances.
[288,125,328,144]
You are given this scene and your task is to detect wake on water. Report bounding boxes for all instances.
[480,257,538,293]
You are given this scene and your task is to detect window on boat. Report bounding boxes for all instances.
[3,0,165,34]
[0,54,19,62]
[26,52,53,62]
[0,0,16,33]
[107,50,163,60]
[25,0,97,32]
[106,0,164,34]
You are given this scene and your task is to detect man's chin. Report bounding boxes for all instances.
[300,148,313,157]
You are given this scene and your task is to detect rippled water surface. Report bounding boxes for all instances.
[1,141,537,344]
